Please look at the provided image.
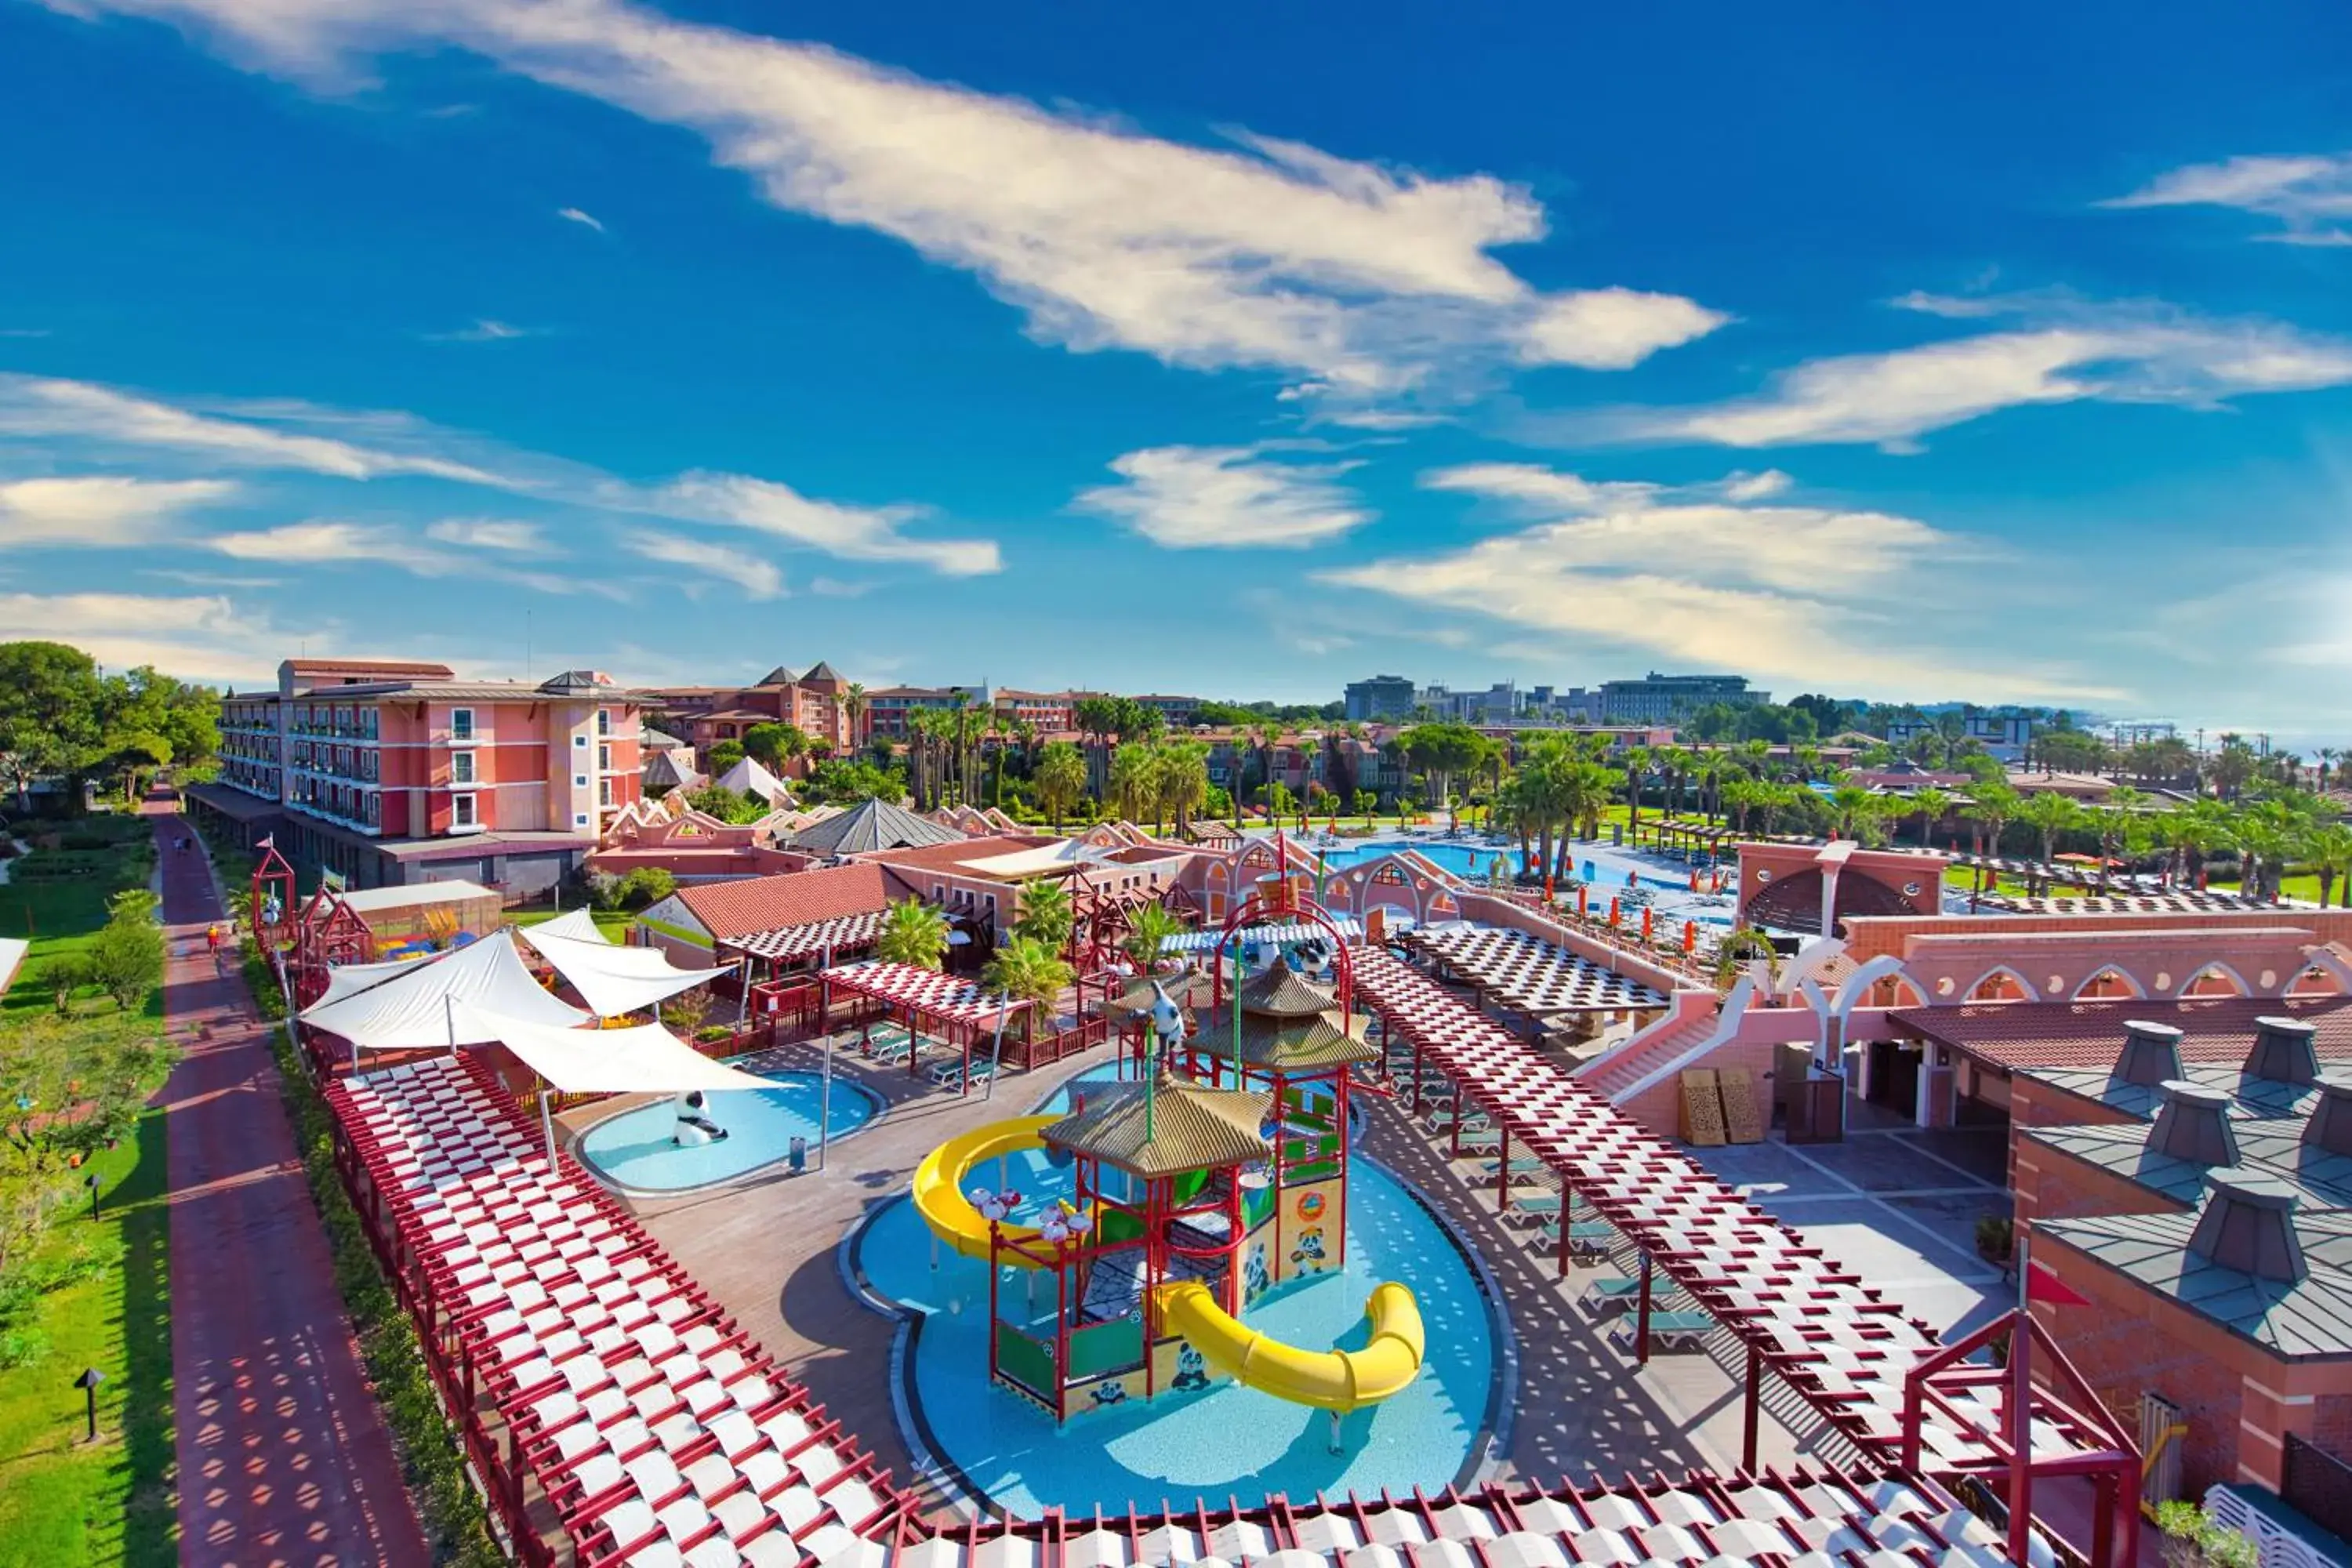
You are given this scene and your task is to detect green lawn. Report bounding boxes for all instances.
[0,1107,175,1568]
[2,820,158,1022]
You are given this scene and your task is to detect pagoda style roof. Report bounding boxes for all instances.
[1098,969,1219,1022]
[1197,1006,1380,1071]
[1040,1074,1269,1178]
[1234,963,1340,1018]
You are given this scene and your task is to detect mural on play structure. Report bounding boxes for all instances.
[1169,1342,1212,1392]
[1243,1240,1271,1304]
[1288,1225,1329,1276]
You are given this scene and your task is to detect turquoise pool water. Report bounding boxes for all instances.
[1313,837,1740,926]
[853,1065,1502,1515]
[576,1068,882,1192]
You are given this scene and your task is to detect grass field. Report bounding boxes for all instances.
[1,818,158,1022]
[0,1109,176,1568]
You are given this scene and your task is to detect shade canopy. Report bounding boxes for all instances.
[448,1000,774,1094]
[517,909,730,1017]
[309,956,426,1011]
[301,930,589,1050]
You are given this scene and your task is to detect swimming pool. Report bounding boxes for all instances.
[1312,837,1741,927]
[850,1065,1507,1515]
[575,1065,884,1192]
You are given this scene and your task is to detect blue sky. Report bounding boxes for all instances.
[2,1,2350,745]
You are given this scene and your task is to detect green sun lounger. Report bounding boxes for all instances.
[1538,1220,1617,1258]
[1609,1311,1714,1354]
[1504,1192,1560,1223]
[1477,1156,1551,1179]
[1579,1276,1643,1316]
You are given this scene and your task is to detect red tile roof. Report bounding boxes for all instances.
[673,862,891,942]
[1892,996,2352,1073]
[853,835,1058,876]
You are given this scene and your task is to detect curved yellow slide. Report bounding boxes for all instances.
[910,1115,1065,1269]
[1155,1279,1425,1413]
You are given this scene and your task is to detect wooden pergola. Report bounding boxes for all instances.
[819,960,1037,1095]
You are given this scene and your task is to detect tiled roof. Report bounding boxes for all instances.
[789,798,964,857]
[673,862,891,942]
[1893,996,2352,1073]
[2037,1204,2352,1358]
[857,833,1056,876]
[1040,1074,1269,1177]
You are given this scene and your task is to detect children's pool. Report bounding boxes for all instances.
[1311,837,1741,927]
[851,1065,1504,1515]
[575,1066,884,1192]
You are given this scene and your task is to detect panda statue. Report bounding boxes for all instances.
[671,1091,730,1147]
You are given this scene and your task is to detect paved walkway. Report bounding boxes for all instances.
[148,803,426,1566]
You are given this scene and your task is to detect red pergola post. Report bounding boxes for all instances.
[1741,1343,1762,1470]
[1635,1250,1653,1365]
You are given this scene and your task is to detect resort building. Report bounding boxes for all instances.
[1888,710,2038,762]
[640,661,854,755]
[861,684,991,739]
[193,658,642,895]
[1343,673,1417,721]
[1597,671,1769,723]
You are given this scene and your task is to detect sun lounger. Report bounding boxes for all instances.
[862,1031,914,1064]
[1579,1276,1643,1317]
[1450,1130,1502,1156]
[1476,1156,1551,1180]
[1538,1220,1617,1260]
[927,1060,994,1091]
[1608,1310,1714,1354]
[1504,1192,1560,1225]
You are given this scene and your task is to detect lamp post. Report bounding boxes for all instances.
[84,1172,100,1221]
[75,1367,103,1443]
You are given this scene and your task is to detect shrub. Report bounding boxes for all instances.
[583,871,625,912]
[618,867,675,909]
[85,888,165,1012]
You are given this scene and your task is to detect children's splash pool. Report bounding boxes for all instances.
[575,1065,884,1192]
[849,1065,1507,1515]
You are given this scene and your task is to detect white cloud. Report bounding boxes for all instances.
[1571,296,2352,450]
[649,473,1000,576]
[0,590,302,683]
[1323,463,2111,701]
[0,373,504,481]
[556,205,605,232]
[55,0,1722,398]
[425,318,535,343]
[0,475,237,546]
[209,518,456,570]
[2103,153,2352,244]
[425,517,543,550]
[622,528,785,600]
[808,575,870,598]
[1073,445,1371,549]
[140,568,285,587]
[1722,468,1792,502]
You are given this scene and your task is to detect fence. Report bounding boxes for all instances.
[2283,1436,2352,1550]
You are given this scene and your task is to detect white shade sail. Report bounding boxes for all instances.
[301,931,589,1051]
[308,956,424,1011]
[448,1000,775,1094]
[515,909,731,1018]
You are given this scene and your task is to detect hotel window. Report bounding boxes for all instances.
[597,708,611,737]
[451,708,475,741]
[452,793,477,829]
[574,813,590,828]
[451,751,476,786]
[598,778,613,808]
[575,734,588,749]
[597,744,611,772]
[574,773,588,789]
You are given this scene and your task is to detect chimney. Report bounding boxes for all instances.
[2245,1015,2321,1086]
[2187,1167,2307,1283]
[2148,1080,2239,1167]
[2303,1076,2352,1158]
[2114,1020,2186,1087]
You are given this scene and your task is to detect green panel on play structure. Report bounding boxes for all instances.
[995,1322,1057,1400]
[1068,1318,1145,1377]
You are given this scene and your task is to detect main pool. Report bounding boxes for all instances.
[851,1065,1505,1515]
[575,1065,883,1192]
[1312,836,1741,926]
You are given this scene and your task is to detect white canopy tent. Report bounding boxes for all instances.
[307,956,424,1011]
[515,909,732,1018]
[301,931,589,1054]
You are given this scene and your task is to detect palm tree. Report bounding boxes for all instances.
[1121,902,1187,972]
[2309,822,2352,909]
[1908,786,1954,848]
[1012,880,1075,953]
[1074,695,1120,800]
[841,681,867,751]
[981,935,1074,1044]
[1620,745,1652,845]
[2016,790,2083,873]
[2318,747,2343,797]
[1962,782,2020,864]
[1109,743,1160,826]
[1157,739,1210,835]
[1828,782,1878,840]
[876,897,950,971]
[1034,740,1087,831]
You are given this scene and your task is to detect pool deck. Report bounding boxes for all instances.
[552,1016,1965,1519]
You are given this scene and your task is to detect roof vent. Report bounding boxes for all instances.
[2114,1020,2186,1087]
[2187,1167,2307,1283]
[2149,1080,2239,1167]
[2245,1015,2321,1085]
[2303,1076,2352,1157]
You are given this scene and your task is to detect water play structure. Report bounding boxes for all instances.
[908,879,1429,1432]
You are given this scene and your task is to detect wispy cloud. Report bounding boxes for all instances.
[1073,445,1371,549]
[1323,463,2112,700]
[205,517,619,598]
[140,568,285,588]
[0,475,238,547]
[1558,293,2352,451]
[2103,153,2352,245]
[56,0,1723,403]
[424,318,538,343]
[556,205,605,233]
[0,590,306,682]
[622,529,785,600]
[0,328,51,339]
[425,517,544,550]
[648,473,1000,575]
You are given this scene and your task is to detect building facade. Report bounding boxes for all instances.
[1598,672,1769,723]
[197,659,642,895]
[1343,675,1417,723]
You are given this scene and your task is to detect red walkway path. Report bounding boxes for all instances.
[149,803,426,1566]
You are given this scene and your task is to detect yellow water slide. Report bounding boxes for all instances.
[910,1115,1065,1269]
[1154,1279,1426,1413]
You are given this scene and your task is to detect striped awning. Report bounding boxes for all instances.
[1407,925,1671,1013]
[1160,916,1377,953]
[822,959,1036,1026]
[727,909,887,963]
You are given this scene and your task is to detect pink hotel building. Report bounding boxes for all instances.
[190,658,643,897]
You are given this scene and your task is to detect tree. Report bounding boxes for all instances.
[1620,745,1653,842]
[618,867,676,909]
[981,935,1074,1042]
[85,887,164,1012]
[1827,782,1879,840]
[803,757,905,804]
[1962,782,2020,862]
[1121,903,1187,972]
[1012,880,1074,952]
[2309,822,2352,909]
[841,682,867,750]
[2016,790,2083,869]
[684,783,768,824]
[706,739,746,775]
[741,723,811,771]
[0,641,109,812]
[1907,786,1955,848]
[1398,723,1486,811]
[1033,742,1087,831]
[1109,743,1160,826]
[875,897,950,971]
[1074,695,1122,800]
[1156,740,1210,835]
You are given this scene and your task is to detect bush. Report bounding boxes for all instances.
[583,871,626,912]
[618,867,675,909]
[84,888,165,1012]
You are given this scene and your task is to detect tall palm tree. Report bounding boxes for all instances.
[1109,743,1160,826]
[2309,822,2352,909]
[1828,782,1878,841]
[876,897,950,971]
[1962,782,2020,863]
[2016,790,2083,872]
[1157,739,1210,835]
[1620,746,1652,846]
[981,935,1074,1044]
[1035,740,1087,831]
[1908,786,1954,848]
[1012,879,1075,953]
[1121,902,1187,972]
[841,681,867,753]
[1248,723,1280,816]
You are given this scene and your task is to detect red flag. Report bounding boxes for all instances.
[2027,1261,2091,1307]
